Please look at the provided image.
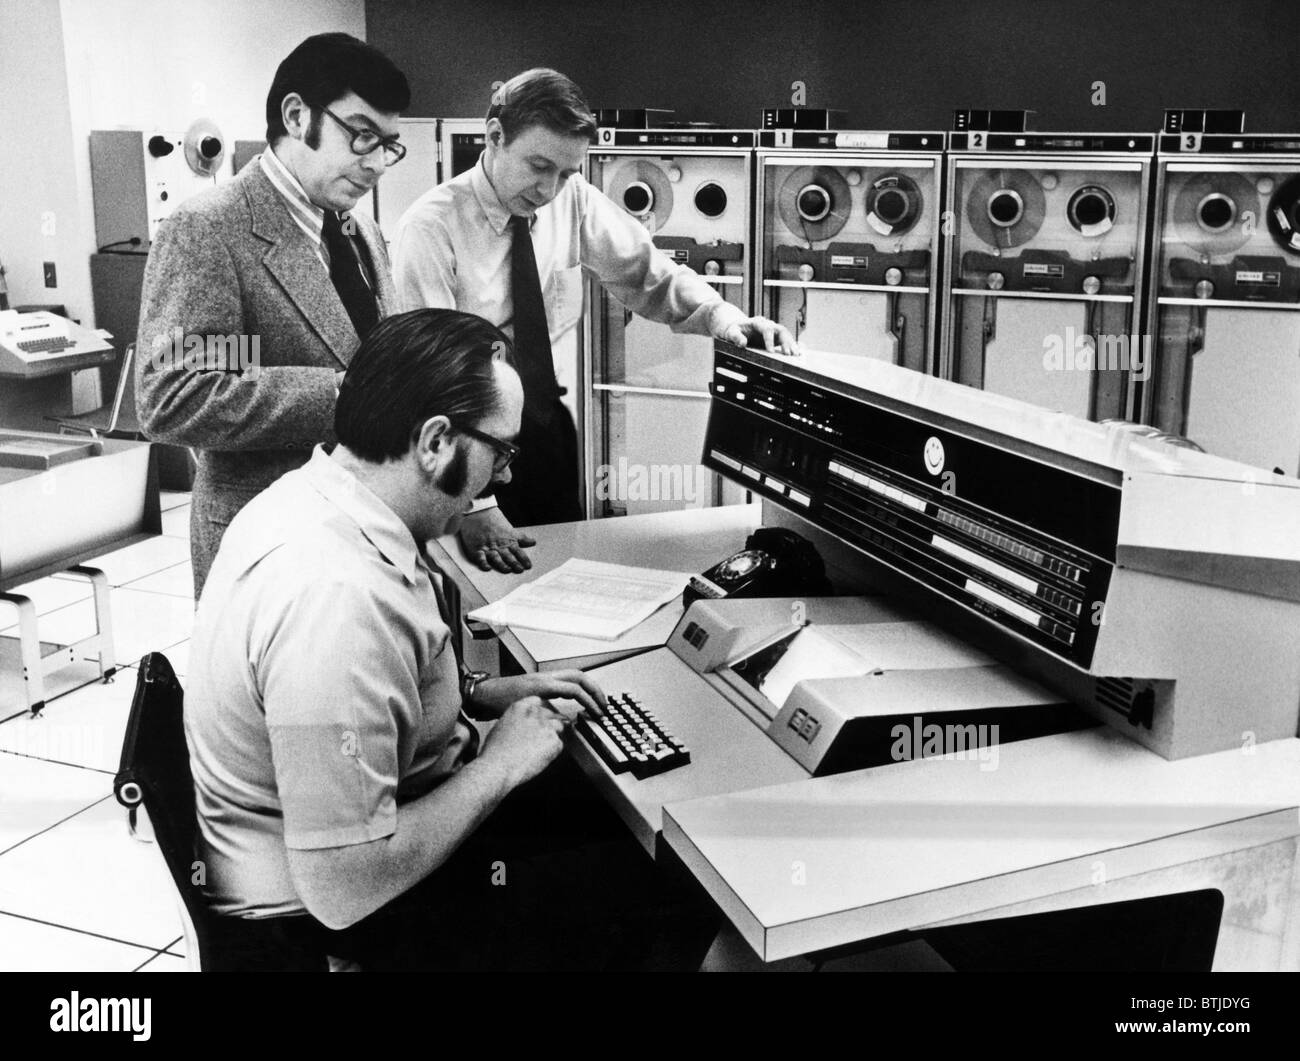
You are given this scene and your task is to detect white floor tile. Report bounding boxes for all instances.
[17,588,193,671]
[157,641,189,679]
[0,576,93,630]
[0,675,135,772]
[160,506,190,539]
[0,755,110,854]
[80,537,192,587]
[0,796,183,950]
[159,491,191,512]
[136,950,190,972]
[0,649,104,719]
[125,562,195,600]
[0,912,157,972]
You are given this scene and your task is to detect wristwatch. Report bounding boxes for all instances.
[460,669,492,718]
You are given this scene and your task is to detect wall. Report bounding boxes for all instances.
[368,0,1300,130]
[0,0,366,333]
[0,0,89,318]
[59,0,368,328]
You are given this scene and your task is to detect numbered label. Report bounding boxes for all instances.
[1181,133,1203,153]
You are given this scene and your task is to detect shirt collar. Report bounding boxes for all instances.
[261,146,326,225]
[470,155,517,237]
[302,446,428,586]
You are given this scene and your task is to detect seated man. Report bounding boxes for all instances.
[185,309,706,970]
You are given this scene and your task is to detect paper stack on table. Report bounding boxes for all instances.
[466,558,693,641]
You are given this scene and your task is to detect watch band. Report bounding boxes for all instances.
[460,669,492,719]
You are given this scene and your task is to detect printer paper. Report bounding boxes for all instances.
[467,558,691,641]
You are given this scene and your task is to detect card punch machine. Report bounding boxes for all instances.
[588,339,1300,783]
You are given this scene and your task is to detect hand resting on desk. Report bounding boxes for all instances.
[457,507,536,573]
[469,669,607,722]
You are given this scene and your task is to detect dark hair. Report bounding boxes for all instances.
[265,33,410,143]
[335,310,515,462]
[487,68,597,144]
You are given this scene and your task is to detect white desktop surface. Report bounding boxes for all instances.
[662,728,1300,962]
[567,647,808,855]
[430,504,761,670]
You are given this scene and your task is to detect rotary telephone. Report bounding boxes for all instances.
[683,527,830,606]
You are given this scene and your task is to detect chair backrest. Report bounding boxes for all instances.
[114,652,213,967]
[107,343,137,434]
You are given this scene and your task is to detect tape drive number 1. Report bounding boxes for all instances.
[1181,133,1203,152]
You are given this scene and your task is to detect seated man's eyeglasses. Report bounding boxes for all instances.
[320,105,407,164]
[454,423,519,474]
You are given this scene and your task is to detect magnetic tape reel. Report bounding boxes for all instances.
[607,159,675,231]
[1172,172,1259,256]
[777,165,853,241]
[965,169,1046,249]
[1266,174,1300,253]
[1161,168,1300,301]
[771,164,930,285]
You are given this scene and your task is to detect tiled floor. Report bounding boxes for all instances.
[0,490,194,971]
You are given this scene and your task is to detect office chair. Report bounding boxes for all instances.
[46,343,141,438]
[115,653,350,972]
[114,652,213,971]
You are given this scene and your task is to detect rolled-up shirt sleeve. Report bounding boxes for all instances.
[255,576,421,850]
[576,180,746,338]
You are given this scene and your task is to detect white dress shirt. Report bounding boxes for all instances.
[392,155,744,345]
[392,155,745,513]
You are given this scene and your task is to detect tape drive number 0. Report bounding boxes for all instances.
[1181,133,1203,152]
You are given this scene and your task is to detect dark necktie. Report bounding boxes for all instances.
[509,215,561,412]
[424,556,481,759]
[322,210,379,339]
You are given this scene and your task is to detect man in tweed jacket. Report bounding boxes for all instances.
[137,34,407,597]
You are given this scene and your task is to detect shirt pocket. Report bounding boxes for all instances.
[546,264,585,337]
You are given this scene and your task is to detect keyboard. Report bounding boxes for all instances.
[16,336,75,355]
[576,693,691,779]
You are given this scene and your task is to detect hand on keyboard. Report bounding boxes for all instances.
[467,669,607,722]
[576,693,691,779]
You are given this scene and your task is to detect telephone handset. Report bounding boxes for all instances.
[683,527,831,606]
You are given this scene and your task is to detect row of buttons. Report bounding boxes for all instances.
[1039,586,1082,615]
[788,708,821,743]
[936,509,1045,566]
[830,461,927,514]
[1040,617,1078,645]
[1044,556,1085,582]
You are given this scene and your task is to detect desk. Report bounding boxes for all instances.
[429,503,761,672]
[0,434,160,711]
[664,728,1300,969]
[431,506,1300,970]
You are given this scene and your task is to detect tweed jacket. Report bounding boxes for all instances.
[135,157,397,594]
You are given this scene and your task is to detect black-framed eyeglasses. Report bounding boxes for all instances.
[454,423,520,474]
[320,106,406,165]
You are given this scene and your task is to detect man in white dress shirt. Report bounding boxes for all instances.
[393,68,796,573]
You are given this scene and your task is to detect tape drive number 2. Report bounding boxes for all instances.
[969,132,987,152]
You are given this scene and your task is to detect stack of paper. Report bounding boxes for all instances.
[467,558,692,641]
